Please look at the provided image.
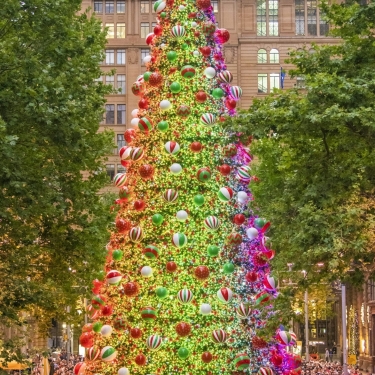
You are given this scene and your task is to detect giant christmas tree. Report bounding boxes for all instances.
[78,1,301,375]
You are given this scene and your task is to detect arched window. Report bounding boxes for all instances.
[270,48,279,63]
[258,49,267,63]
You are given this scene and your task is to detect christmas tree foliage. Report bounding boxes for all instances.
[78,1,302,375]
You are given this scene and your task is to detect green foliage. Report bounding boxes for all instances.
[0,0,115,335]
[224,0,375,289]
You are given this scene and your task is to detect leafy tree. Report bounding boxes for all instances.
[224,0,375,289]
[0,0,115,344]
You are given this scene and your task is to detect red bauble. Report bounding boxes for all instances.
[233,214,246,226]
[145,33,154,45]
[135,353,147,366]
[188,12,197,19]
[271,354,283,367]
[194,265,210,280]
[133,200,146,211]
[201,352,213,363]
[79,332,94,348]
[139,164,154,180]
[120,159,131,168]
[138,98,149,109]
[195,90,207,103]
[216,28,230,44]
[190,142,203,153]
[226,98,237,110]
[245,271,258,282]
[175,322,191,337]
[154,25,163,36]
[100,304,113,316]
[149,72,163,87]
[166,0,175,6]
[200,46,212,57]
[130,327,142,339]
[253,253,268,267]
[82,323,93,333]
[197,0,212,10]
[194,31,200,37]
[92,279,103,294]
[123,282,140,297]
[219,164,231,176]
[124,129,136,144]
[264,249,275,260]
[166,261,177,272]
[116,218,131,233]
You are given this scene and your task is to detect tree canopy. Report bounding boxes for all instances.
[0,0,115,339]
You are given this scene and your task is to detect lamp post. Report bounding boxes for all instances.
[341,283,348,375]
[302,270,309,361]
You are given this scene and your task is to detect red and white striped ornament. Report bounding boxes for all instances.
[171,25,186,37]
[230,86,243,100]
[113,173,127,188]
[263,275,278,291]
[237,165,251,183]
[217,186,234,202]
[138,117,153,132]
[204,216,220,231]
[236,302,252,319]
[258,367,274,375]
[217,287,233,303]
[212,329,227,343]
[119,145,132,160]
[163,189,178,203]
[164,141,180,155]
[106,270,122,285]
[86,346,100,361]
[146,334,163,350]
[177,289,194,304]
[129,226,143,242]
[130,147,144,161]
[218,70,233,83]
[200,113,216,125]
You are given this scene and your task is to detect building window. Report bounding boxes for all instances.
[117,74,126,93]
[270,48,279,63]
[295,0,305,35]
[106,23,115,38]
[117,0,125,13]
[117,104,126,124]
[106,164,115,179]
[212,0,219,13]
[141,48,149,66]
[117,164,126,174]
[258,74,268,93]
[307,0,317,36]
[296,76,306,88]
[257,0,278,36]
[94,1,103,13]
[270,73,280,91]
[140,0,150,13]
[105,0,114,13]
[105,104,115,124]
[105,49,115,65]
[117,22,126,38]
[295,0,328,36]
[117,49,126,65]
[258,49,267,63]
[319,11,329,36]
[106,75,115,89]
[117,134,126,152]
[140,22,150,38]
[152,22,157,29]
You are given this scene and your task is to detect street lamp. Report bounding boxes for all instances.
[302,270,309,362]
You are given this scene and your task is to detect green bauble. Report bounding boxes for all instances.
[143,72,152,81]
[167,51,177,61]
[156,287,169,298]
[93,321,103,333]
[207,245,220,257]
[223,262,235,274]
[157,120,169,132]
[112,249,123,261]
[193,194,205,206]
[212,87,225,99]
[160,11,167,19]
[152,214,164,226]
[254,218,267,229]
[170,81,182,93]
[177,347,190,359]
[181,43,189,50]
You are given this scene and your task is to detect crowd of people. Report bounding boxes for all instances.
[301,359,366,375]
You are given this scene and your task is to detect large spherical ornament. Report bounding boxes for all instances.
[164,141,180,155]
[176,210,188,222]
[276,330,292,346]
[140,266,153,277]
[197,167,211,182]
[212,329,227,343]
[152,213,164,226]
[245,271,258,282]
[204,67,216,79]
[156,286,168,298]
[134,199,146,211]
[166,261,177,272]
[119,145,132,160]
[233,353,250,371]
[116,218,131,233]
[143,244,160,258]
[113,173,127,188]
[197,0,211,9]
[258,367,274,375]
[129,226,143,242]
[195,90,207,103]
[171,25,186,38]
[86,304,100,320]
[82,323,93,333]
[226,98,237,110]
[219,164,231,176]
[223,144,237,157]
[135,353,147,366]
[195,265,210,280]
[217,287,233,303]
[170,81,182,93]
[124,129,136,144]
[160,99,172,110]
[181,65,196,79]
[246,227,258,240]
[178,347,190,359]
[119,186,132,200]
[200,303,212,315]
[73,362,86,375]
[106,270,122,285]
[193,194,205,206]
[130,147,144,161]
[177,288,194,304]
[123,281,140,297]
[130,118,140,128]
[202,21,216,35]
[223,262,235,274]
[218,186,234,202]
[204,215,220,231]
[146,334,163,350]
[79,332,94,348]
[145,33,154,45]
[230,86,243,100]
[216,28,230,44]
[172,232,187,248]
[175,322,191,337]
[139,164,154,179]
[143,71,152,81]
[149,72,163,86]
[255,290,271,306]
[138,117,153,132]
[176,105,191,117]
[138,98,149,109]
[200,46,211,57]
[92,294,106,309]
[100,304,113,316]
[190,141,203,152]
[170,163,182,174]
[163,188,178,203]
[100,324,113,337]
[157,120,169,132]
[212,88,225,100]
[131,109,139,118]
[118,368,129,375]
[130,327,142,339]
[131,81,145,96]
[141,306,157,320]
[226,232,242,246]
[264,275,278,291]
[218,70,233,83]
[167,50,177,61]
[86,346,100,361]
[237,191,249,203]
[200,113,216,125]
[154,0,166,12]
[236,303,252,319]
[201,352,213,363]
[207,244,220,257]
[233,214,246,225]
[101,346,117,362]
[290,331,297,345]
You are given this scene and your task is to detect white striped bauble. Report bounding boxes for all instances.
[177,289,194,304]
[119,145,132,160]
[204,216,220,231]
[217,187,234,202]
[153,0,166,13]
[129,226,143,242]
[217,70,233,83]
[290,331,297,344]
[236,302,252,319]
[164,141,180,155]
[258,367,274,375]
[130,147,144,161]
[217,287,233,304]
[100,346,117,362]
[146,334,163,350]
[106,270,122,285]
[263,275,277,291]
[200,113,216,125]
[113,173,127,188]
[172,232,187,248]
[230,86,243,100]
[212,329,227,343]
[171,25,186,38]
[237,165,251,183]
[86,346,100,361]
[163,189,178,203]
